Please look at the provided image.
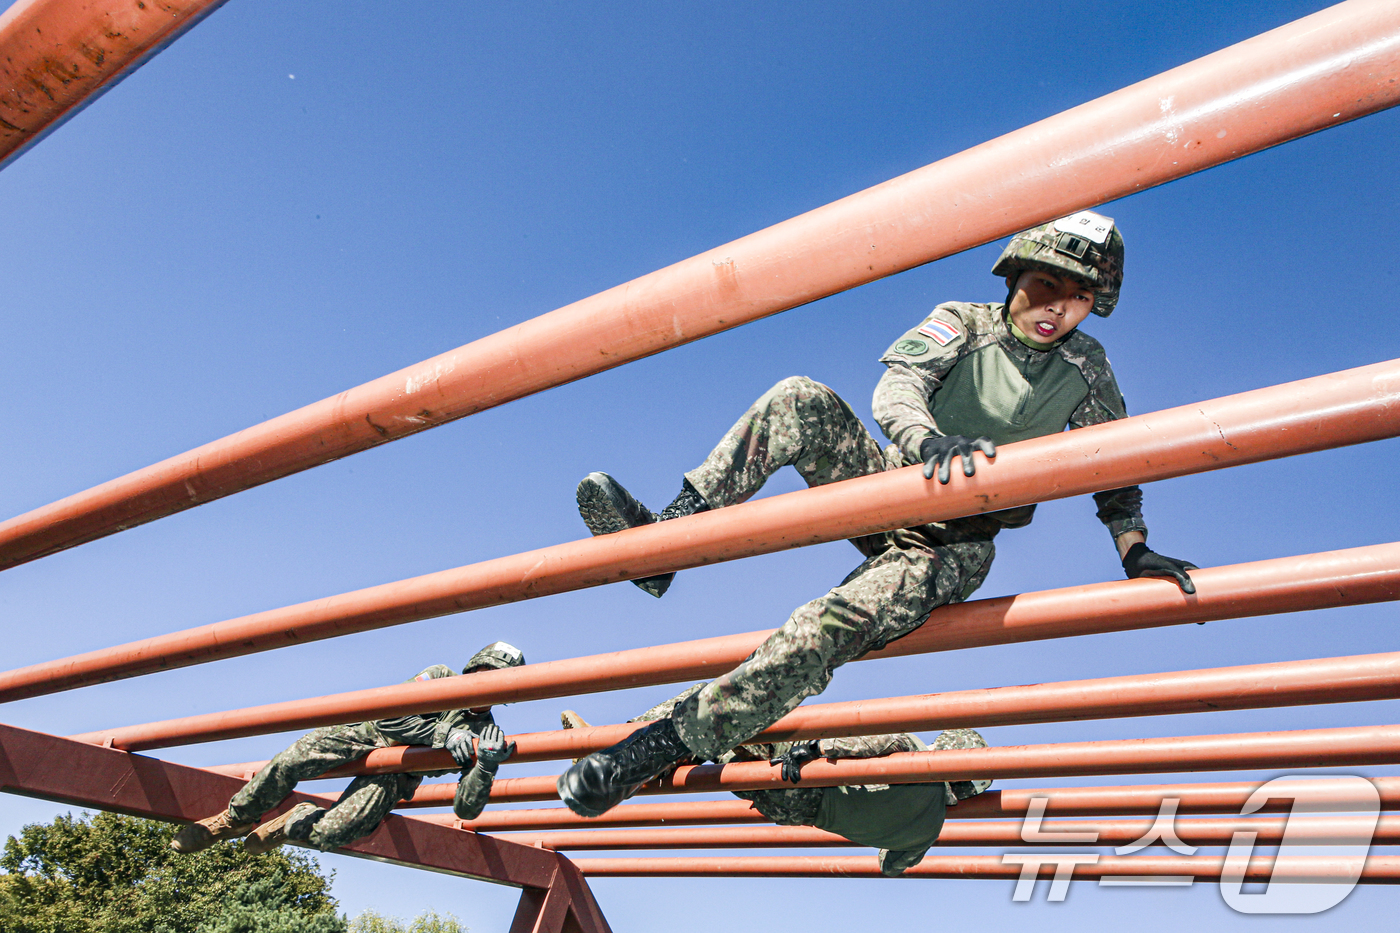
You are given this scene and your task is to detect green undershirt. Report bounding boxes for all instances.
[929,333,1090,447]
[814,782,948,851]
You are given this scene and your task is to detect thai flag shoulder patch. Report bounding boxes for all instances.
[416,672,434,682]
[917,318,961,346]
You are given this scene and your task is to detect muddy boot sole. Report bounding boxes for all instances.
[576,472,675,597]
[576,472,655,535]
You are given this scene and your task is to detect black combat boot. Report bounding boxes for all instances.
[575,473,708,597]
[556,717,693,817]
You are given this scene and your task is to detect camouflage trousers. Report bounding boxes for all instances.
[674,376,999,759]
[636,688,823,825]
[227,722,422,852]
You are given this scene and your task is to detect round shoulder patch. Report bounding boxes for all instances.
[894,338,929,355]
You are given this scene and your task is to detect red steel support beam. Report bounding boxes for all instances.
[212,648,1400,777]
[0,721,590,894]
[410,723,1400,805]
[491,815,1400,850]
[18,360,1400,707]
[436,777,1400,827]
[0,0,228,169]
[1,0,1397,570]
[72,540,1400,750]
[572,855,1400,882]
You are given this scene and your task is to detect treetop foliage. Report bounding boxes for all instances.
[0,810,340,933]
[346,910,466,933]
[0,811,468,933]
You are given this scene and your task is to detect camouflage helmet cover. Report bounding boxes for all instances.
[463,641,526,673]
[991,210,1125,317]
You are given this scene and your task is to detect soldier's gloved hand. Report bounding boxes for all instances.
[1122,542,1199,595]
[445,730,476,769]
[770,741,822,784]
[474,724,516,768]
[919,435,996,484]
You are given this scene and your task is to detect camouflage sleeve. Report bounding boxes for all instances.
[1064,342,1148,539]
[452,762,497,821]
[377,665,460,746]
[873,305,973,463]
[816,733,926,759]
[872,364,942,465]
[1093,487,1147,539]
[404,664,455,684]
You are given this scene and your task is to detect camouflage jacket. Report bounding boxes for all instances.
[373,664,497,751]
[374,664,502,820]
[875,301,1147,538]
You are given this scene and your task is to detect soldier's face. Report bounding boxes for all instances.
[1005,270,1095,344]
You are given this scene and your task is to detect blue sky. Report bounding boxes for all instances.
[1,0,1398,928]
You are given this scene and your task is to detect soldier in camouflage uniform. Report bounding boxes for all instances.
[562,689,992,876]
[558,211,1198,819]
[171,642,525,854]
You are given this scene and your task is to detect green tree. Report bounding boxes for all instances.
[199,873,346,933]
[347,911,465,933]
[0,811,342,933]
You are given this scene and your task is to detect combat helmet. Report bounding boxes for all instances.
[991,210,1124,317]
[463,641,526,674]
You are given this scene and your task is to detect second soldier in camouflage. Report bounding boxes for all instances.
[170,641,526,855]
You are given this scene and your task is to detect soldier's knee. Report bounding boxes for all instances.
[772,375,816,394]
[306,822,355,852]
[761,375,836,409]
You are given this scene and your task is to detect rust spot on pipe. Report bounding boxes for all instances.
[25,75,55,102]
[42,59,82,85]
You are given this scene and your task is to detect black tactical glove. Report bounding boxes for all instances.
[474,723,516,767]
[1122,542,1199,595]
[770,741,822,784]
[445,729,475,769]
[920,435,996,484]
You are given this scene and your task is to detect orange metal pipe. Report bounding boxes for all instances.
[490,815,1400,850]
[391,724,1400,805]
[209,648,1400,777]
[72,540,1400,750]
[0,0,228,169]
[21,360,1400,708]
[428,777,1400,825]
[429,802,768,829]
[1,0,1397,570]
[572,855,1400,882]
